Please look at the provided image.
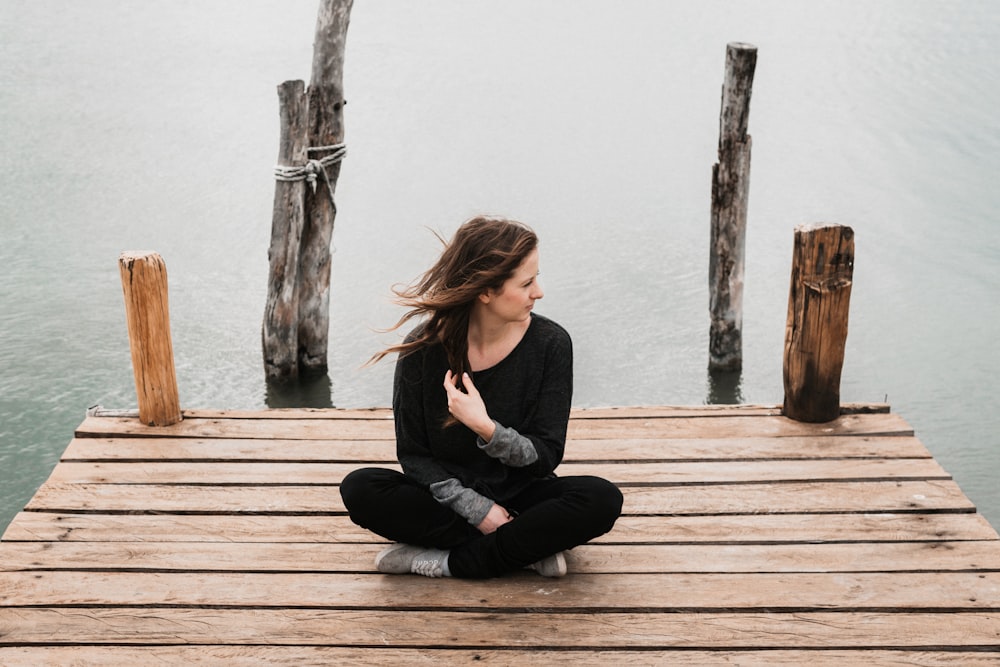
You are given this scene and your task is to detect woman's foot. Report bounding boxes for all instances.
[375,543,450,578]
[528,550,567,577]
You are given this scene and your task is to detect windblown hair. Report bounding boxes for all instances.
[371,216,538,379]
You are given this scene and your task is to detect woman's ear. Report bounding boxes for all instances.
[478,290,492,304]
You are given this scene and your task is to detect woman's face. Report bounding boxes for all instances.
[484,248,543,322]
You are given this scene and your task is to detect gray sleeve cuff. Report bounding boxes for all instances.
[477,421,539,467]
[429,478,493,526]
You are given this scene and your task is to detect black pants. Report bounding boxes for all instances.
[340,467,623,579]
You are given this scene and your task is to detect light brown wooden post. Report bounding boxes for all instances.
[263,80,309,381]
[782,224,855,423]
[297,0,353,376]
[119,251,182,426]
[709,42,757,372]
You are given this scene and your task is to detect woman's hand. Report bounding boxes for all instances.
[476,503,514,535]
[443,371,496,441]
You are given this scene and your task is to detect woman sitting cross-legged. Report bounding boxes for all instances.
[340,216,623,579]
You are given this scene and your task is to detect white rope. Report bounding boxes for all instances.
[273,143,347,206]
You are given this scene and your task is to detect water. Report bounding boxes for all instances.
[2,1,999,532]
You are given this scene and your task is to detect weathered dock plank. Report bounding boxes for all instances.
[59,433,934,462]
[44,457,951,485]
[2,405,998,665]
[1,647,997,667]
[2,609,1000,648]
[6,511,995,544]
[20,479,977,515]
[3,570,1000,609]
[72,410,914,440]
[4,540,1000,574]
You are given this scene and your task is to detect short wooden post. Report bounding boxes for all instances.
[119,251,182,426]
[263,80,309,381]
[709,42,757,372]
[782,224,855,423]
[297,0,353,376]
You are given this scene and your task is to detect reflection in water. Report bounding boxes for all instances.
[265,374,334,409]
[707,369,744,405]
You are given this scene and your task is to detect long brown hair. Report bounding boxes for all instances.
[371,216,538,378]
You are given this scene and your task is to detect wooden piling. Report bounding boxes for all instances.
[782,224,855,423]
[263,80,309,381]
[264,0,352,381]
[118,251,181,427]
[709,42,757,372]
[297,0,353,376]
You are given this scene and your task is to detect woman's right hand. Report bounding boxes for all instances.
[443,371,496,441]
[476,503,514,534]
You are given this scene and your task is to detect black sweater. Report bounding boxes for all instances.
[392,313,573,525]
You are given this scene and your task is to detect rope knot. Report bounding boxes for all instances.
[304,160,322,192]
[272,143,347,200]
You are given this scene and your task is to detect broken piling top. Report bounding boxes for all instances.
[118,250,182,426]
[782,223,855,423]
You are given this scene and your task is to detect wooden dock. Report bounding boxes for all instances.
[2,405,1000,665]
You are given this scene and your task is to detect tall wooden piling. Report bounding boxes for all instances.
[297,0,353,376]
[264,0,352,381]
[709,42,757,372]
[118,251,182,426]
[782,224,855,423]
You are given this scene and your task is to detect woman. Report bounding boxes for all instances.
[340,216,622,578]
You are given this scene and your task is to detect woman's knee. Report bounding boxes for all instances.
[553,476,622,531]
[339,467,392,516]
[577,476,623,532]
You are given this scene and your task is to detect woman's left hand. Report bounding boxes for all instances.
[443,370,496,441]
[476,503,514,535]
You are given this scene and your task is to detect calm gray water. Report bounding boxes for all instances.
[2,1,999,532]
